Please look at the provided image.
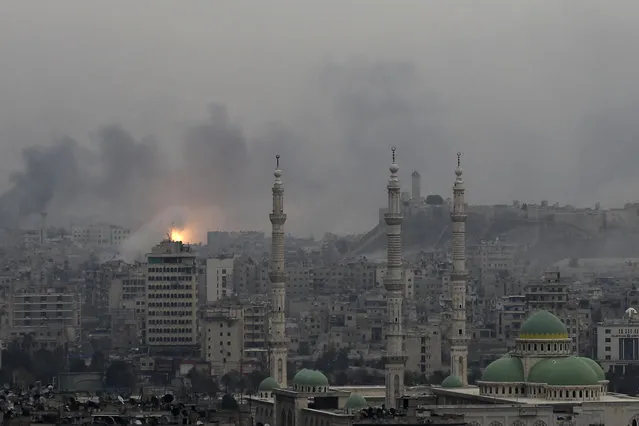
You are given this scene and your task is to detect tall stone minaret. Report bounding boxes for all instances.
[269,154,288,387]
[384,147,407,408]
[450,152,469,385]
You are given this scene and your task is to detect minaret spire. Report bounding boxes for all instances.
[269,154,288,387]
[383,146,407,408]
[450,152,469,385]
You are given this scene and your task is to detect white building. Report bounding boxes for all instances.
[205,257,234,303]
[596,315,639,373]
[145,239,198,352]
[71,223,130,246]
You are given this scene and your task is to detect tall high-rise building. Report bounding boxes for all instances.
[383,147,407,408]
[145,239,198,353]
[411,170,421,201]
[449,152,469,385]
[268,155,288,387]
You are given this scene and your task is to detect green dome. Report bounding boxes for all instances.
[258,377,280,391]
[344,393,368,410]
[441,375,463,388]
[578,357,606,381]
[481,356,524,382]
[292,369,329,387]
[519,310,569,339]
[528,357,599,386]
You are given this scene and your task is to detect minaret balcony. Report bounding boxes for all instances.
[383,214,403,225]
[269,213,287,225]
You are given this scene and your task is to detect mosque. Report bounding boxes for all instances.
[251,151,639,426]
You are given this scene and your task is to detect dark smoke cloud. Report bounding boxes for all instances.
[1,60,453,236]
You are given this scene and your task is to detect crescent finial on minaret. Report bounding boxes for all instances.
[391,146,396,163]
[276,153,280,168]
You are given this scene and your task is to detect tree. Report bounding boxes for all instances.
[220,394,238,411]
[428,370,446,385]
[90,351,106,372]
[105,360,136,389]
[32,349,64,383]
[220,370,244,393]
[246,370,269,392]
[69,358,87,373]
[468,367,482,385]
[187,369,219,396]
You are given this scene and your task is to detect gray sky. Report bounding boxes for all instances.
[1,1,639,238]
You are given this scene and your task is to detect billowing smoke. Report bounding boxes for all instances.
[0,60,451,237]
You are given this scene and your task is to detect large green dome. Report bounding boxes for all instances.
[258,377,280,391]
[344,393,368,410]
[528,357,599,386]
[481,356,524,382]
[578,357,606,381]
[441,375,463,388]
[292,369,329,387]
[519,310,569,339]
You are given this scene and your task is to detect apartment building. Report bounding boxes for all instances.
[200,300,269,376]
[405,323,443,376]
[206,256,234,303]
[4,282,81,350]
[145,240,198,353]
[71,223,130,246]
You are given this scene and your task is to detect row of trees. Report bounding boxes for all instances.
[0,344,137,389]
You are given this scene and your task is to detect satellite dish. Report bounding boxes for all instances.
[626,307,638,317]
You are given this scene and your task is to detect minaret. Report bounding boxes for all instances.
[383,147,407,408]
[450,152,469,385]
[269,154,288,387]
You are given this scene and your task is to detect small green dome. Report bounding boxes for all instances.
[528,357,599,386]
[293,369,329,387]
[481,356,524,382]
[258,377,280,391]
[441,375,463,388]
[519,310,569,339]
[578,357,606,381]
[344,393,368,410]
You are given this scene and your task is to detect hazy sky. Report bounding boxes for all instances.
[1,1,639,237]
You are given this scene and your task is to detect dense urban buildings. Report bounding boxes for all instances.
[4,153,639,424]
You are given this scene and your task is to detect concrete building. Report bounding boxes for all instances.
[595,313,639,373]
[405,323,443,376]
[4,282,81,350]
[201,303,244,376]
[205,256,234,302]
[144,239,198,353]
[71,223,130,246]
[411,170,421,201]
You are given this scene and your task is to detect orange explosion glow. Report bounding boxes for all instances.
[170,228,188,242]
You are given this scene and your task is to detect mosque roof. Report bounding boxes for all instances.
[578,357,606,381]
[480,355,525,383]
[292,369,329,387]
[528,357,599,386]
[258,377,280,391]
[344,393,368,410]
[519,310,569,340]
[441,375,464,388]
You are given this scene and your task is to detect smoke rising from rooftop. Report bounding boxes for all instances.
[1,1,639,236]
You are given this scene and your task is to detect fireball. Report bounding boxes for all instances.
[170,228,187,242]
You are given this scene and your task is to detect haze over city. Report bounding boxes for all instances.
[1,1,639,240]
